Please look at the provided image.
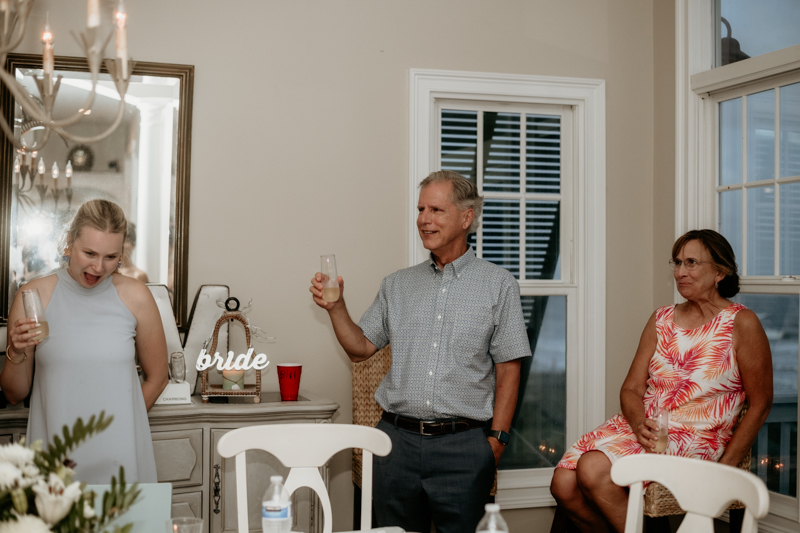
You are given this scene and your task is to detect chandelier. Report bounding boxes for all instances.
[0,0,132,154]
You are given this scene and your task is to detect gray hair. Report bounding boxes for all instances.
[419,170,484,233]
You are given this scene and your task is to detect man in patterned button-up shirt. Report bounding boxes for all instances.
[310,171,531,533]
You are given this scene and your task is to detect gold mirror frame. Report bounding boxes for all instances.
[0,53,193,329]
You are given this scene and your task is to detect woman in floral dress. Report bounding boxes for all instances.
[550,230,773,533]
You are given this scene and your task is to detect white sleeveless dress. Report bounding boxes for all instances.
[27,269,157,483]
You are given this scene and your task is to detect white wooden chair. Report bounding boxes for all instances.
[610,454,769,533]
[216,423,392,533]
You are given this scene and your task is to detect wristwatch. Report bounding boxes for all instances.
[488,430,510,445]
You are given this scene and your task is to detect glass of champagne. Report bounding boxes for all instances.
[652,407,669,453]
[21,288,48,341]
[320,254,340,303]
[170,352,186,383]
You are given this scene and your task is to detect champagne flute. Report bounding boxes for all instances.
[170,352,186,383]
[652,407,669,453]
[21,288,48,341]
[320,254,340,303]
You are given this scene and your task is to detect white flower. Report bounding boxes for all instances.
[0,444,35,469]
[20,464,42,482]
[32,472,82,525]
[83,498,96,519]
[0,514,51,533]
[0,463,22,491]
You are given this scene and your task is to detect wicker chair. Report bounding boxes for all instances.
[642,403,751,533]
[351,345,393,489]
[550,403,752,533]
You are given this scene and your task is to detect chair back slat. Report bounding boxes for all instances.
[217,423,392,533]
[611,454,769,533]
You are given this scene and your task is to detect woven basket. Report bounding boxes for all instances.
[643,402,751,516]
[352,345,392,487]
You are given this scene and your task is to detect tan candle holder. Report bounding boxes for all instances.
[200,311,261,403]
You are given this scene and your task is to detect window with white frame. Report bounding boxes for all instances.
[409,69,605,507]
[439,102,572,472]
[677,0,800,526]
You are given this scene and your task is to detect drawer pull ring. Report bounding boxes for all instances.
[213,464,221,514]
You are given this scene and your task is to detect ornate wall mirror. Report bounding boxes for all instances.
[0,54,193,329]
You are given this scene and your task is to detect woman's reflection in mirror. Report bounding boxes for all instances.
[119,222,149,283]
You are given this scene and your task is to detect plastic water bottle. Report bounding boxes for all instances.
[476,503,508,533]
[262,475,292,533]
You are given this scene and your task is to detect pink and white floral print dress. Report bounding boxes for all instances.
[557,304,747,469]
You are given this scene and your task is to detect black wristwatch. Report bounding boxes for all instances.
[488,430,510,445]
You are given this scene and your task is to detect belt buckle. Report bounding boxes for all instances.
[419,420,437,436]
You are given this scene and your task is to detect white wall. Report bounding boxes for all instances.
[9,1,673,530]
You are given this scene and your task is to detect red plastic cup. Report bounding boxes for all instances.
[277,364,302,401]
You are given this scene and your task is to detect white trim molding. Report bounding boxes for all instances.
[675,0,716,237]
[408,68,606,508]
[676,2,800,528]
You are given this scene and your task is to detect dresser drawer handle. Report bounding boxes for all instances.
[213,464,221,514]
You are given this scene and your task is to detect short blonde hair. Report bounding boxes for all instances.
[419,170,484,233]
[66,199,127,249]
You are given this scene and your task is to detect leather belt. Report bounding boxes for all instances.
[381,411,487,436]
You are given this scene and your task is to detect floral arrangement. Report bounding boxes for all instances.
[0,412,140,533]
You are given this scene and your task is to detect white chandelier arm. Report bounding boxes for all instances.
[0,67,101,130]
[33,75,105,129]
[0,65,54,122]
[73,27,113,84]
[46,97,126,144]
[0,104,52,152]
[0,0,34,55]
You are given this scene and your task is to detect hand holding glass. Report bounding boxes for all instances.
[320,254,340,303]
[652,407,669,453]
[21,288,48,341]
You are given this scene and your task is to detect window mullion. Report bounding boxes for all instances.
[774,87,781,276]
[519,112,526,280]
[477,112,484,258]
[742,96,748,276]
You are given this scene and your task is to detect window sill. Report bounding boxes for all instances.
[496,468,556,509]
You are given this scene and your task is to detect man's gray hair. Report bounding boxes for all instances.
[419,170,484,233]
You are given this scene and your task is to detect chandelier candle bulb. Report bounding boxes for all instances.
[41,19,53,81]
[115,1,127,79]
[51,161,59,180]
[87,0,100,28]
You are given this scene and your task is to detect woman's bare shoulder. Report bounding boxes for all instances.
[17,273,59,301]
[733,307,764,331]
[111,273,153,308]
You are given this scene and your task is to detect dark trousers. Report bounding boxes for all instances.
[372,419,495,533]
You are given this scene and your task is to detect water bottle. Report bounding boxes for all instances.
[262,475,292,533]
[476,503,508,533]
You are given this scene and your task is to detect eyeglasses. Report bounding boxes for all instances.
[668,259,714,271]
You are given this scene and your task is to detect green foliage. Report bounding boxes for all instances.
[49,466,140,533]
[0,413,141,533]
[35,412,114,474]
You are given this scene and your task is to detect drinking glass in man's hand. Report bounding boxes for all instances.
[21,288,48,341]
[320,254,340,302]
